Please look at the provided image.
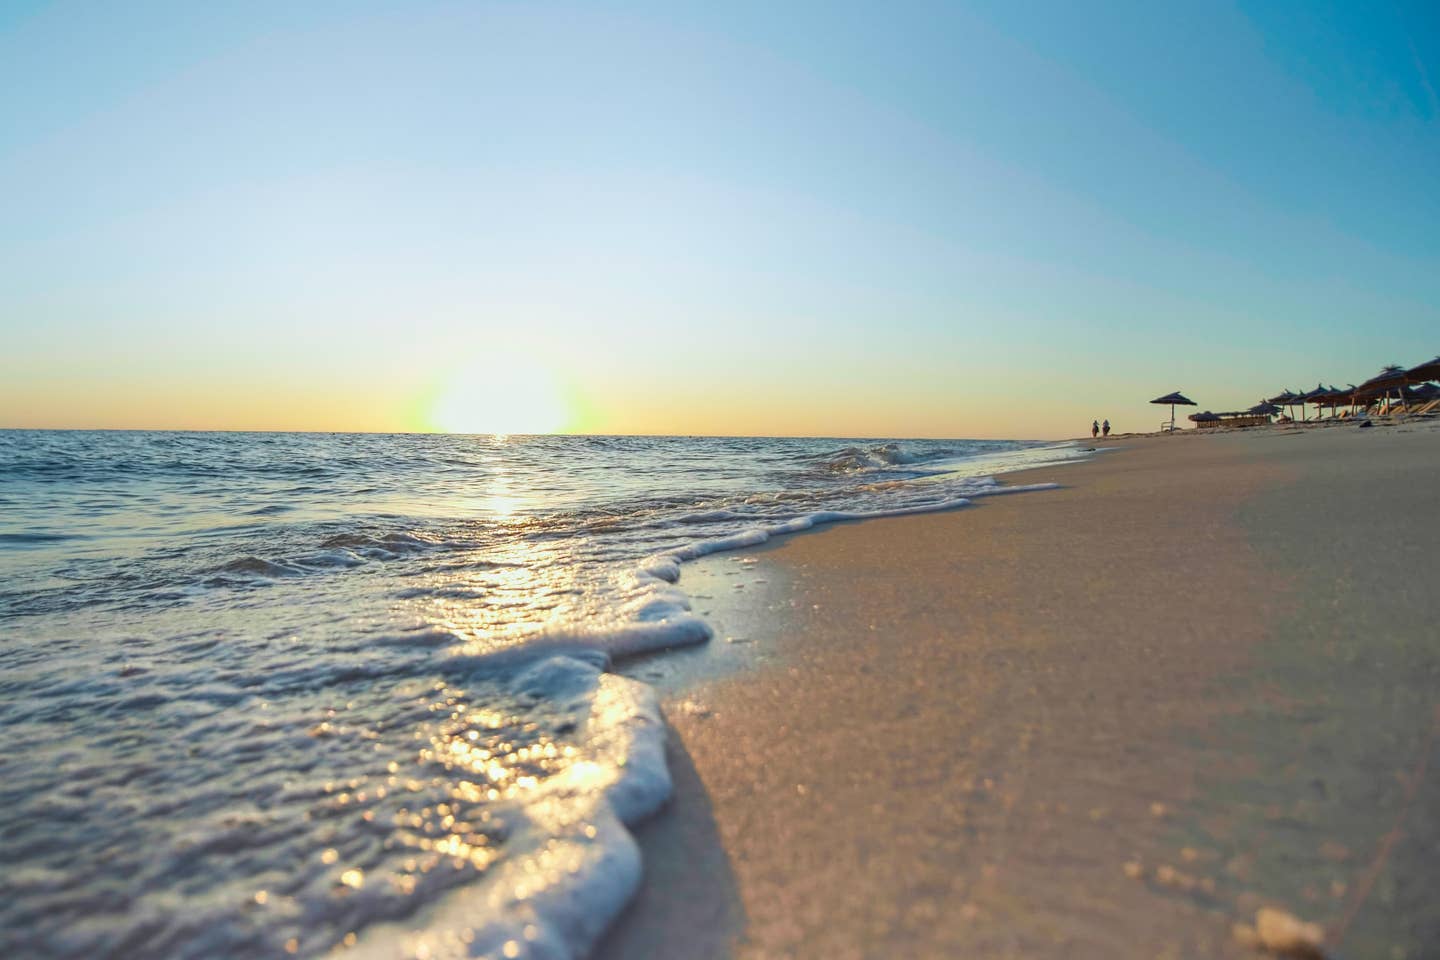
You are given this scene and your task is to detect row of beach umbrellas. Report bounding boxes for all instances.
[1149,355,1440,428]
[1265,357,1440,420]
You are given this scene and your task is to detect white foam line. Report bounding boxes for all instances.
[404,476,1069,959]
[968,481,1061,497]
[351,659,670,960]
[647,494,977,569]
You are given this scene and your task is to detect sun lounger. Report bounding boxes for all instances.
[1410,398,1440,416]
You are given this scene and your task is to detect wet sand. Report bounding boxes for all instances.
[601,421,1440,959]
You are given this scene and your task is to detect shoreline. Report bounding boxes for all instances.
[601,421,1440,958]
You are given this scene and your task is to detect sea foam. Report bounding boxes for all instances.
[0,431,1086,959]
[351,657,669,960]
[374,482,1069,957]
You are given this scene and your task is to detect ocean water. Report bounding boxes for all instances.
[0,430,1085,959]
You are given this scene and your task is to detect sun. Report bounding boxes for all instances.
[427,354,571,435]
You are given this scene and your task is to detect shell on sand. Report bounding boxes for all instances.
[1243,907,1326,958]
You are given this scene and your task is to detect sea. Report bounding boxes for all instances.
[0,430,1086,959]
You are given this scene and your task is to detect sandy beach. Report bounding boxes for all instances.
[601,421,1440,959]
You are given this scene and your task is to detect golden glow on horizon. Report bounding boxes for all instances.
[427,354,571,436]
[1,362,1086,439]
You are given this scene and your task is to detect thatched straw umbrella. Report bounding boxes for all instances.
[1296,382,1336,420]
[1405,356,1440,384]
[1249,402,1282,418]
[1266,389,1302,422]
[1313,386,1347,417]
[1151,391,1197,431]
[1354,365,1409,413]
[1319,382,1353,417]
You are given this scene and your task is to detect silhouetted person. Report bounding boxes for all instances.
[1091,420,1100,438]
[1102,419,1110,437]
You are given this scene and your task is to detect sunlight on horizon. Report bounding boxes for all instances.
[425,354,572,436]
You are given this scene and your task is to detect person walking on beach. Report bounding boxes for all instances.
[1092,420,1100,439]
[1102,419,1110,438]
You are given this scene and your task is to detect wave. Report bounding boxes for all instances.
[353,655,671,960]
[0,532,84,546]
[242,504,294,516]
[212,556,306,578]
[203,531,449,584]
[809,441,957,474]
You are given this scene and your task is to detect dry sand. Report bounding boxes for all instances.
[600,421,1440,960]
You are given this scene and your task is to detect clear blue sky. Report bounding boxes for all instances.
[2,1,1436,436]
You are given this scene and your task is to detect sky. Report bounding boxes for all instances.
[1,0,1437,439]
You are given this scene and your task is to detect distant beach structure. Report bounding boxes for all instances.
[1149,391,1197,432]
[1169,354,1439,430]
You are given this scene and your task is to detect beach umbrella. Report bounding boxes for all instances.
[1412,382,1440,401]
[1150,391,1197,431]
[1313,386,1345,416]
[1405,356,1440,383]
[1315,384,1359,415]
[1300,383,1337,419]
[1249,402,1282,417]
[1357,365,1407,392]
[1266,389,1302,422]
[1323,386,1355,417]
[1354,365,1409,411]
